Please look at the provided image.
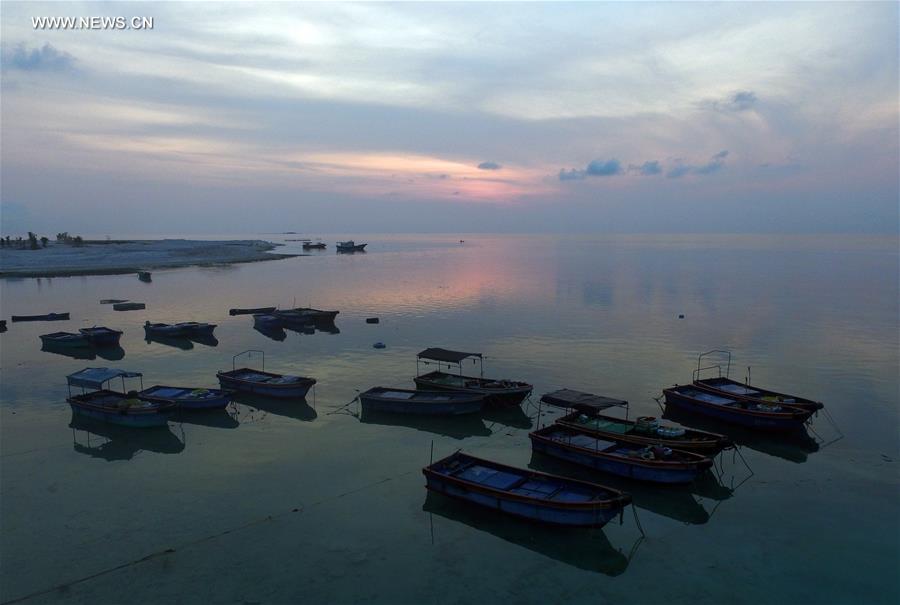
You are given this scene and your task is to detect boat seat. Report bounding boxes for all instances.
[457,466,522,490]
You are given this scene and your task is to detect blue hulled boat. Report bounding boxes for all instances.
[66,368,175,428]
[530,425,713,484]
[662,385,812,431]
[216,350,315,399]
[360,387,485,415]
[423,451,631,527]
[40,332,91,347]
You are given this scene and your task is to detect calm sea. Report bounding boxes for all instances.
[1,234,897,604]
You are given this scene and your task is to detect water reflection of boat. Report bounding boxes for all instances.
[174,406,240,429]
[254,324,287,341]
[662,406,819,464]
[144,333,194,350]
[423,491,632,576]
[482,404,533,430]
[40,343,126,361]
[231,393,317,422]
[69,413,184,461]
[360,408,492,440]
[529,453,711,525]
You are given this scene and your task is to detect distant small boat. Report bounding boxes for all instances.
[336,240,367,252]
[113,302,145,311]
[555,410,731,454]
[274,308,339,324]
[0,320,6,332]
[40,332,91,347]
[423,451,631,527]
[229,307,276,316]
[360,387,486,415]
[217,350,315,399]
[79,326,123,347]
[530,425,714,484]
[139,385,232,410]
[302,242,326,250]
[662,385,813,431]
[144,322,186,337]
[138,271,152,282]
[100,299,129,304]
[693,376,824,412]
[66,368,174,428]
[414,348,532,406]
[11,312,70,322]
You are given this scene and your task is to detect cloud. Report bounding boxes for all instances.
[3,43,76,72]
[630,160,662,176]
[667,151,729,178]
[477,161,502,170]
[558,168,585,181]
[702,90,758,112]
[585,159,622,177]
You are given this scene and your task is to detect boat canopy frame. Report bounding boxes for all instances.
[233,349,265,372]
[693,349,733,382]
[66,367,144,397]
[416,348,484,377]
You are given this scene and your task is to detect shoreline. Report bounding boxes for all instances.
[0,239,300,278]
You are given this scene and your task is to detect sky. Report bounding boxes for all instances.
[1,1,898,235]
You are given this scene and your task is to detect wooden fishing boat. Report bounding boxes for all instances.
[555,410,731,454]
[359,387,486,415]
[66,368,175,428]
[113,302,145,311]
[79,326,123,346]
[11,312,69,322]
[174,321,217,335]
[693,376,824,412]
[302,242,326,250]
[414,348,532,406]
[216,350,316,399]
[530,425,713,484]
[0,320,6,332]
[100,299,129,304]
[138,271,152,282]
[336,240,367,252]
[541,388,628,413]
[423,451,631,527]
[139,385,232,410]
[229,306,276,316]
[40,332,91,347]
[662,385,813,431]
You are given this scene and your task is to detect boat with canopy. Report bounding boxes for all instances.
[414,348,532,406]
[66,368,175,427]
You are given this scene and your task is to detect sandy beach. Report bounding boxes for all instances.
[0,239,297,278]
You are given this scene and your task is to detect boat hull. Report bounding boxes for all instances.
[67,396,174,428]
[693,377,824,412]
[530,435,707,484]
[79,328,123,346]
[140,386,231,410]
[12,313,69,322]
[217,370,315,399]
[663,387,812,431]
[40,333,91,348]
[414,372,532,406]
[360,389,484,415]
[555,412,731,454]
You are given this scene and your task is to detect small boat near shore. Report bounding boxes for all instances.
[414,348,532,406]
[274,307,340,324]
[229,307,277,316]
[423,451,631,527]
[360,387,486,415]
[336,240,367,252]
[138,271,152,282]
[0,320,6,332]
[662,385,813,431]
[100,299,129,304]
[530,425,714,484]
[12,312,70,322]
[144,321,216,337]
[139,385,232,410]
[302,242,326,250]
[693,376,824,412]
[79,326,123,346]
[541,388,628,413]
[217,350,316,399]
[66,368,175,428]
[113,302,145,311]
[555,410,732,454]
[40,332,91,347]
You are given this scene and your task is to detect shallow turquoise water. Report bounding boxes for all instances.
[1,234,897,604]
